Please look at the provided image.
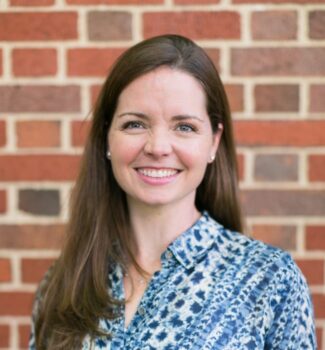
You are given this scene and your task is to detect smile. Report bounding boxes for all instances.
[137,168,179,178]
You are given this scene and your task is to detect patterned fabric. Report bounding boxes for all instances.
[30,212,316,349]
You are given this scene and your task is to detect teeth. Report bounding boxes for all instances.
[138,168,178,178]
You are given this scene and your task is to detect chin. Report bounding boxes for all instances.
[137,198,173,207]
[128,193,178,207]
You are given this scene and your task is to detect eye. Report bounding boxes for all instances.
[121,121,146,130]
[176,123,197,133]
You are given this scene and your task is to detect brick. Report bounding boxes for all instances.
[204,49,220,72]
[91,84,102,107]
[67,0,162,4]
[16,121,60,148]
[0,12,77,41]
[0,259,11,282]
[241,190,325,216]
[225,84,244,112]
[72,120,91,147]
[19,325,30,349]
[295,259,324,285]
[0,224,64,249]
[237,153,244,181]
[310,85,325,112]
[254,154,298,182]
[143,12,241,40]
[312,293,325,318]
[88,11,132,41]
[0,155,81,181]
[231,48,325,76]
[306,226,325,251]
[19,189,60,216]
[22,258,55,283]
[0,190,6,213]
[309,11,325,39]
[0,292,34,316]
[233,0,325,3]
[67,48,124,77]
[251,11,297,40]
[309,155,325,182]
[0,120,5,147]
[11,0,55,5]
[234,121,325,147]
[316,328,323,350]
[12,48,57,77]
[0,324,9,347]
[254,84,299,112]
[252,225,297,250]
[0,85,80,112]
[0,49,2,76]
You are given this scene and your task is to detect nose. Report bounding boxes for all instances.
[143,129,172,158]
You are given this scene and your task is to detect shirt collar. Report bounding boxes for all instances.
[164,211,223,269]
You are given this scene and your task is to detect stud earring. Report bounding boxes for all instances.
[107,151,111,159]
[210,154,215,162]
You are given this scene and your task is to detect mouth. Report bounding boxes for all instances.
[136,168,180,178]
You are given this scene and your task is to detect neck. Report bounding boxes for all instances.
[127,199,201,273]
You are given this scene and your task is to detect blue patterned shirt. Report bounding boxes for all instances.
[30,212,316,349]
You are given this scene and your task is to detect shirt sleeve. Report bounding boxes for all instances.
[265,253,317,350]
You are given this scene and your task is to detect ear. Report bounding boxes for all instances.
[208,123,223,163]
[106,134,110,153]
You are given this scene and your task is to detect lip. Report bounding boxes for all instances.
[135,166,181,173]
[135,167,181,185]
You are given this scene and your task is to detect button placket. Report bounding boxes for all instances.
[126,269,160,335]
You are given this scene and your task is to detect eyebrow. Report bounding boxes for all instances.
[117,112,204,123]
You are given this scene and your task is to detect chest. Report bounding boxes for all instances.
[88,264,272,350]
[123,277,148,328]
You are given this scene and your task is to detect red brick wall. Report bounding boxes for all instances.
[0,0,324,349]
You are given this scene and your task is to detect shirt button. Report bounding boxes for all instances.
[165,251,173,260]
[138,307,145,316]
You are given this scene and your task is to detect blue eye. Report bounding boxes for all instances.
[122,121,145,129]
[176,124,196,132]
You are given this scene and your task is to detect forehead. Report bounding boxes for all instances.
[116,67,207,110]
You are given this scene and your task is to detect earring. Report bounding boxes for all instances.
[107,151,111,159]
[210,154,215,162]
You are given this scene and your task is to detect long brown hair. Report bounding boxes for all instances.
[34,34,243,349]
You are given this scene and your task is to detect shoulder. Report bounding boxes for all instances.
[205,213,306,289]
[208,215,315,336]
[193,214,316,347]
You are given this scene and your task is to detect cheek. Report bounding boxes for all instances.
[180,136,213,159]
[177,144,209,170]
[109,136,143,166]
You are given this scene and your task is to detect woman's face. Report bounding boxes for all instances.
[108,66,222,209]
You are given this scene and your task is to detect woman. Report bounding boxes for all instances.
[30,34,316,349]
